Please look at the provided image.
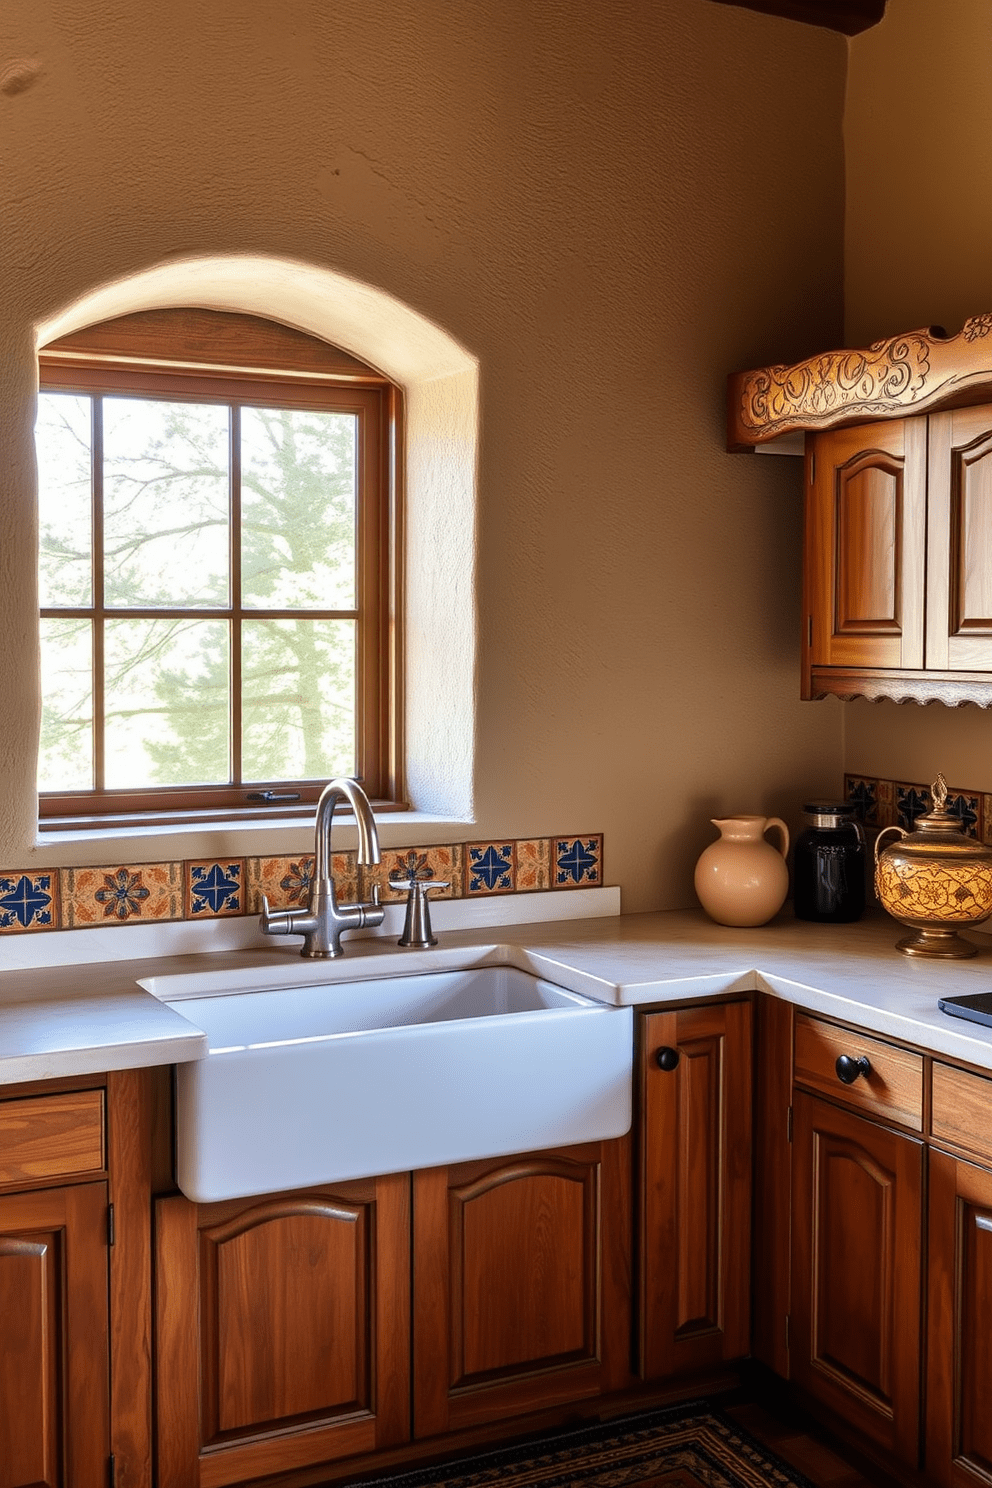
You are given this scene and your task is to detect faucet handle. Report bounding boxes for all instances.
[260,893,296,937]
[395,879,449,948]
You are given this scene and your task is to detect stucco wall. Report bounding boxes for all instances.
[0,0,846,913]
[845,0,992,795]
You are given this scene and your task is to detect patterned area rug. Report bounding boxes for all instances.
[349,1403,816,1488]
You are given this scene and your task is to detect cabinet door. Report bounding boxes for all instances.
[791,1093,922,1466]
[639,1001,752,1380]
[926,404,992,671]
[804,419,926,687]
[155,1174,410,1488]
[412,1137,632,1438]
[927,1149,992,1488]
[0,1183,110,1488]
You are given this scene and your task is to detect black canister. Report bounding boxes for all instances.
[793,802,866,923]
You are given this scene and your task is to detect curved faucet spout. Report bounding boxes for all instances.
[260,776,384,957]
[315,777,381,881]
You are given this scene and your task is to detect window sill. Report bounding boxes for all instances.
[35,807,474,862]
[38,799,412,834]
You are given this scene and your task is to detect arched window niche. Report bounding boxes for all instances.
[29,254,478,855]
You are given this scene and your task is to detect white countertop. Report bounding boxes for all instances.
[4,904,992,1083]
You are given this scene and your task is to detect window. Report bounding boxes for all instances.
[36,310,400,827]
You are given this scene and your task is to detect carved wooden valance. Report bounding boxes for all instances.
[727,316,992,451]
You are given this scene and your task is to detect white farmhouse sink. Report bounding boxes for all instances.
[168,964,632,1202]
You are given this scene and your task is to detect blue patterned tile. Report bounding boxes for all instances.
[0,870,57,932]
[945,790,982,840]
[554,835,603,888]
[467,842,516,895]
[896,784,931,830]
[844,776,878,827]
[186,859,245,918]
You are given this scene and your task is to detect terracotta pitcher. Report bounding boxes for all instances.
[694,815,790,927]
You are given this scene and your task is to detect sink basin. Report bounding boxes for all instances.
[168,964,633,1202]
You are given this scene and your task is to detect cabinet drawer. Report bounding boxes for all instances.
[793,1014,923,1131]
[931,1061,992,1164]
[0,1090,106,1186]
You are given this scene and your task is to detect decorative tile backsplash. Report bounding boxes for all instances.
[845,775,990,842]
[0,834,604,936]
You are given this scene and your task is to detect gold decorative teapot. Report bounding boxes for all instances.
[874,774,992,958]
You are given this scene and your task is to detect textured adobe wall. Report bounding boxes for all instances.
[844,0,992,795]
[0,0,846,911]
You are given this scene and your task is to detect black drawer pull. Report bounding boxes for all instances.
[835,1054,872,1085]
[655,1046,680,1072]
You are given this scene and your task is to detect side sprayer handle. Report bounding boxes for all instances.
[874,824,906,869]
[764,817,790,860]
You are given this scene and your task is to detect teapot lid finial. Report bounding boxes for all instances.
[931,773,948,811]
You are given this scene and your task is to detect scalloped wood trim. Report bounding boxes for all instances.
[728,316,992,450]
[807,668,992,708]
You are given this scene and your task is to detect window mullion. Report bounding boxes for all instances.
[92,396,105,794]
[231,403,242,786]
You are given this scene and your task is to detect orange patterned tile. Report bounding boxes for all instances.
[62,863,180,927]
[368,845,463,903]
[246,853,356,912]
[875,778,895,827]
[516,839,551,892]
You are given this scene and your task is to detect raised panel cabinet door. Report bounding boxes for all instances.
[154,1174,410,1488]
[791,1093,922,1466]
[413,1138,632,1438]
[803,419,926,690]
[926,1149,992,1488]
[926,405,992,670]
[0,1182,110,1488]
[639,1000,752,1381]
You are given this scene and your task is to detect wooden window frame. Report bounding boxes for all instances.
[37,311,404,829]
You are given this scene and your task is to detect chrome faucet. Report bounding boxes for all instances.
[260,777,385,957]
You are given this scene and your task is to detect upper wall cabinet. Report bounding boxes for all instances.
[728,317,992,707]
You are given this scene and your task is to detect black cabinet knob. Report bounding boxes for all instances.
[655,1046,680,1072]
[835,1053,872,1085]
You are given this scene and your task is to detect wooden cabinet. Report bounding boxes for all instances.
[793,1013,924,1131]
[30,989,992,1488]
[638,1001,752,1381]
[790,1090,923,1467]
[0,1088,112,1488]
[153,1135,632,1480]
[154,1174,410,1487]
[926,404,992,673]
[412,1137,632,1438]
[927,1149,992,1488]
[0,1183,111,1488]
[804,418,926,683]
[730,317,992,706]
[803,405,992,705]
[927,1060,992,1488]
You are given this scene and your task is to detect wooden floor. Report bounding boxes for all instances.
[725,1401,886,1488]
